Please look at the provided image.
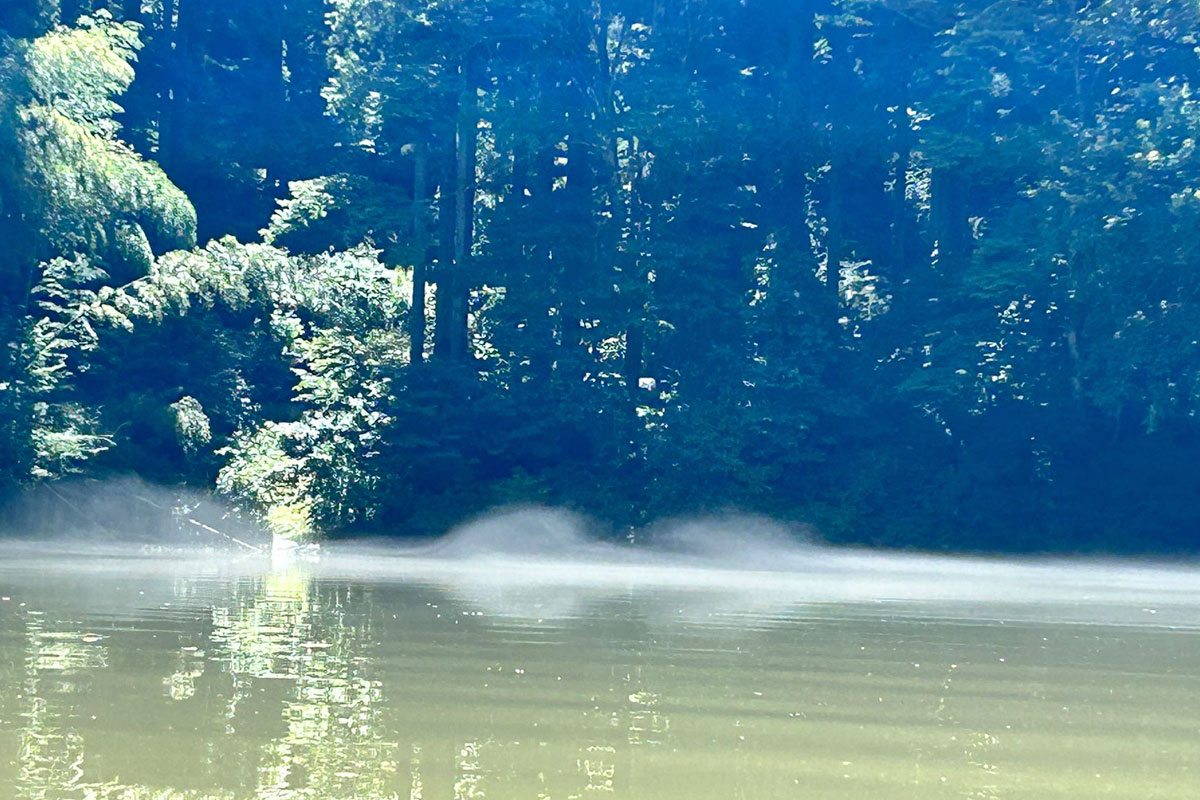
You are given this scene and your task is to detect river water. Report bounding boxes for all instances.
[0,532,1198,799]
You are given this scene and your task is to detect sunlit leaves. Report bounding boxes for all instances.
[25,11,139,133]
[1,9,196,286]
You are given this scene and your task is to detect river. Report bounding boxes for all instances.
[0,524,1197,799]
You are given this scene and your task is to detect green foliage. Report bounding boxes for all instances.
[120,234,411,537]
[169,396,211,454]
[214,264,408,536]
[217,423,315,540]
[5,0,1200,552]
[24,11,139,131]
[1,11,196,288]
[0,256,113,487]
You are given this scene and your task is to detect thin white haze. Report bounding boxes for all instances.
[2,501,1197,628]
[319,507,1200,627]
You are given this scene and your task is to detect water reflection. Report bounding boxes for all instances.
[0,551,1198,800]
[208,570,399,799]
[16,614,99,800]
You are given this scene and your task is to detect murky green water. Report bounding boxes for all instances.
[1,546,1198,799]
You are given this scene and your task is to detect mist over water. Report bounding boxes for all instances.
[3,500,1200,800]
[0,475,267,551]
[4,496,1194,629]
[300,506,1192,628]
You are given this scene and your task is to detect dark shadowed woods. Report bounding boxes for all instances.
[2,0,1199,551]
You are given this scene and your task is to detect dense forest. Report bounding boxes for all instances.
[2,0,1199,550]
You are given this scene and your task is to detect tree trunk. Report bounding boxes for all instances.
[825,158,848,310]
[449,76,477,362]
[527,143,558,381]
[409,140,428,366]
[433,155,456,358]
[625,323,643,400]
[158,0,186,175]
[435,52,482,363]
[1066,325,1083,400]
[931,167,970,271]
[889,107,911,271]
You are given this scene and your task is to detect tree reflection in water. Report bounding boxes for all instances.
[211,569,400,800]
[5,567,403,800]
[0,570,681,800]
[4,556,1196,800]
[15,614,102,799]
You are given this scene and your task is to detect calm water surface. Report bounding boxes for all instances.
[0,543,1197,799]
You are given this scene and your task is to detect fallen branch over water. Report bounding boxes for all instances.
[132,493,264,553]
